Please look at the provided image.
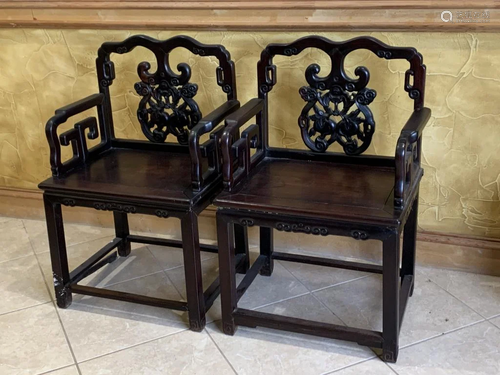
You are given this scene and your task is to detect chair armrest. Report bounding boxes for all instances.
[189,99,240,190]
[394,107,431,209]
[46,93,106,177]
[221,98,265,190]
[399,107,431,143]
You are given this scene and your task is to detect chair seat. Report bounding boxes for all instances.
[39,148,207,206]
[214,157,404,225]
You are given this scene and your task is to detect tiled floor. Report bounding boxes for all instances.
[1,216,500,375]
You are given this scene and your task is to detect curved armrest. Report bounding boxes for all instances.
[394,107,431,209]
[221,98,265,190]
[189,100,240,190]
[399,107,431,143]
[46,93,105,177]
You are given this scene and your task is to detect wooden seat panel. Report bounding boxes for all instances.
[214,157,399,224]
[39,148,197,205]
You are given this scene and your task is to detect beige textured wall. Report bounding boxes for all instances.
[0,29,499,238]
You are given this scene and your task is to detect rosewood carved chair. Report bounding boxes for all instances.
[215,36,430,362]
[39,35,250,331]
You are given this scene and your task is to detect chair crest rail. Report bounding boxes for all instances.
[256,35,426,158]
[97,34,236,145]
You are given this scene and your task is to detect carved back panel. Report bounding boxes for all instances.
[96,35,236,145]
[257,36,426,155]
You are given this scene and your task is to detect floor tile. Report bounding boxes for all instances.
[489,315,500,329]
[167,256,309,311]
[79,330,234,375]
[0,216,15,224]
[257,293,344,325]
[207,322,374,375]
[281,261,368,292]
[314,270,483,347]
[0,254,51,314]
[42,366,80,375]
[38,237,163,297]
[238,260,310,309]
[390,321,500,374]
[165,256,219,300]
[58,302,187,362]
[0,303,74,375]
[76,272,187,323]
[421,267,500,319]
[23,219,114,254]
[0,218,33,262]
[331,359,396,375]
[148,244,217,271]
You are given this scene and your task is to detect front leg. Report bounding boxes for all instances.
[217,213,238,335]
[402,193,419,296]
[382,231,401,363]
[44,195,72,308]
[181,211,206,331]
[234,224,249,274]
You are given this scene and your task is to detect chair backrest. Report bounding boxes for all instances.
[96,35,236,145]
[256,36,426,155]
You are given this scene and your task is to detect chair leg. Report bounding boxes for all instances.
[216,213,238,335]
[402,193,419,296]
[382,231,400,363]
[234,224,249,274]
[259,226,274,277]
[113,211,131,257]
[43,195,72,309]
[181,211,206,332]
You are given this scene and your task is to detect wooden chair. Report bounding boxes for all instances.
[39,35,250,331]
[214,36,430,362]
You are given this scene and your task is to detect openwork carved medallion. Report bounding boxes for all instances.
[299,82,376,155]
[135,62,202,144]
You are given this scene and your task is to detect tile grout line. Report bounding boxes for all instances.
[395,318,489,353]
[278,257,374,293]
[0,251,36,265]
[270,257,385,374]
[75,326,190,366]
[0,300,52,317]
[102,268,167,288]
[279,258,351,327]
[421,273,491,320]
[309,275,372,294]
[37,364,78,375]
[146,245,189,301]
[205,327,239,375]
[321,356,380,375]
[251,290,312,311]
[22,220,84,375]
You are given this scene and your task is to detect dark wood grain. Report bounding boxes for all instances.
[40,34,245,333]
[215,35,427,363]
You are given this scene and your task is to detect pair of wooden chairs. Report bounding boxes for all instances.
[39,34,430,362]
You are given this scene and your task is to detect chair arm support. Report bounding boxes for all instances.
[221,98,265,190]
[394,107,431,209]
[189,100,240,190]
[46,93,106,177]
